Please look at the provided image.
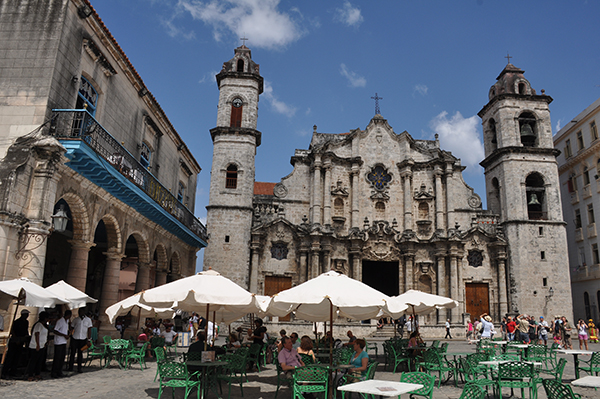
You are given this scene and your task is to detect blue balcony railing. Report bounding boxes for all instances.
[49,109,207,243]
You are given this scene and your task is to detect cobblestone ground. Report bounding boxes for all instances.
[1,339,598,398]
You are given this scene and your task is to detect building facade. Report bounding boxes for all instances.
[0,0,207,335]
[555,97,600,322]
[205,48,573,324]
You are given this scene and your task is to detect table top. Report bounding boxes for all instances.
[571,376,600,388]
[510,344,529,348]
[555,349,594,355]
[337,380,423,397]
[479,360,542,367]
[445,352,474,356]
[186,360,229,367]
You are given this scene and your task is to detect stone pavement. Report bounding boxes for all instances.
[1,339,599,398]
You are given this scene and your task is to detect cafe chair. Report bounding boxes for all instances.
[460,357,497,399]
[85,341,108,368]
[542,378,582,399]
[125,342,149,370]
[399,371,435,399]
[293,365,329,399]
[217,353,248,399]
[577,352,600,377]
[273,356,292,399]
[154,347,167,382]
[459,383,486,399]
[496,361,537,399]
[157,361,201,399]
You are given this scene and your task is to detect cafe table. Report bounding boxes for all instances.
[338,380,423,399]
[571,375,600,388]
[555,349,594,380]
[185,360,229,399]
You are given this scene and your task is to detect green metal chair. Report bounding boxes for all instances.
[496,361,538,399]
[125,342,148,370]
[154,347,167,382]
[85,341,108,367]
[459,383,486,399]
[333,347,353,366]
[460,357,497,399]
[299,353,315,365]
[157,361,201,399]
[166,335,178,358]
[273,355,292,399]
[539,358,567,382]
[292,365,329,399]
[399,371,435,399]
[431,340,440,348]
[417,349,454,387]
[247,343,263,372]
[577,351,600,376]
[466,352,491,378]
[389,344,412,373]
[542,378,582,399]
[217,352,248,399]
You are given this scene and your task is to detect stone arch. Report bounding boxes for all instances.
[99,214,122,252]
[127,231,150,264]
[170,251,181,275]
[154,243,168,272]
[59,192,90,242]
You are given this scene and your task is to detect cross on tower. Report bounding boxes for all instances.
[240,36,248,46]
[371,93,383,115]
[505,52,512,64]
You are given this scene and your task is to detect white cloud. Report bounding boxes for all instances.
[178,0,303,50]
[413,84,428,97]
[198,70,220,84]
[334,1,363,27]
[162,15,197,40]
[340,63,366,88]
[555,118,563,133]
[263,80,297,117]
[305,107,311,116]
[430,111,484,174]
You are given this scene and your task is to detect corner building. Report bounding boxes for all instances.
[205,48,573,325]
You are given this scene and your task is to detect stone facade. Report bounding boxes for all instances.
[0,0,206,336]
[555,97,600,322]
[205,48,573,325]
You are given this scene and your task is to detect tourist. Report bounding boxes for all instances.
[577,319,589,350]
[228,332,242,349]
[344,330,357,347]
[500,317,507,341]
[445,319,452,339]
[278,336,304,377]
[553,316,562,345]
[51,309,71,378]
[160,325,178,346]
[68,308,92,373]
[473,320,480,339]
[290,332,300,350]
[589,319,598,343]
[2,309,30,378]
[506,316,517,341]
[248,318,267,344]
[276,329,287,352]
[346,338,369,382]
[560,316,573,349]
[297,335,316,363]
[27,311,49,381]
[466,319,474,342]
[479,314,494,339]
[537,316,549,346]
[528,316,537,343]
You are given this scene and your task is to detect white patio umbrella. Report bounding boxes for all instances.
[0,277,69,310]
[384,289,458,330]
[46,280,98,310]
[105,292,175,324]
[266,270,391,364]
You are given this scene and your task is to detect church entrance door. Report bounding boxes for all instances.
[361,261,399,297]
[264,276,292,321]
[465,283,489,320]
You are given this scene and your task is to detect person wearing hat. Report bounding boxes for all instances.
[588,319,598,343]
[1,309,30,378]
[479,313,494,339]
[537,316,549,345]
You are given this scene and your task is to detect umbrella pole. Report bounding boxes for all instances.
[329,299,333,366]
[314,322,319,355]
[205,304,210,351]
[1,301,19,365]
[212,310,216,346]
[136,307,142,333]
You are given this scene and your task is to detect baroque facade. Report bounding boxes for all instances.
[554,97,600,322]
[204,47,573,324]
[0,0,207,336]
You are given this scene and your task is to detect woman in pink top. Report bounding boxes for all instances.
[466,320,474,342]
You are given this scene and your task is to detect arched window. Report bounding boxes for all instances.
[75,76,98,116]
[418,202,429,220]
[519,112,537,147]
[584,291,591,320]
[490,177,501,214]
[375,201,385,218]
[418,274,432,294]
[489,119,497,150]
[526,173,545,220]
[177,182,185,203]
[140,143,151,169]
[334,198,344,216]
[230,97,243,127]
[518,82,526,95]
[226,165,237,189]
[237,59,244,72]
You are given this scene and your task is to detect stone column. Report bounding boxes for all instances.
[449,250,460,322]
[404,252,414,291]
[135,261,152,293]
[445,164,455,229]
[434,167,445,231]
[351,166,360,228]
[402,170,413,230]
[436,251,447,324]
[299,247,308,282]
[497,254,508,317]
[155,269,168,287]
[249,243,260,293]
[98,250,125,337]
[312,156,322,225]
[351,252,362,281]
[311,240,321,278]
[322,243,332,272]
[323,162,332,226]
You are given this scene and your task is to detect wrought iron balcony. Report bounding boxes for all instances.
[49,109,207,246]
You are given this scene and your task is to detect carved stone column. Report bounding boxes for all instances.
[351,166,360,228]
[445,164,455,229]
[436,251,447,324]
[66,240,95,292]
[299,246,309,282]
[323,162,332,226]
[249,241,261,293]
[434,166,445,231]
[155,269,168,286]
[311,240,321,278]
[135,261,152,293]
[350,244,362,281]
[312,156,322,224]
[322,243,332,272]
[404,252,415,291]
[497,251,508,317]
[449,249,460,322]
[402,170,413,230]
[98,250,125,337]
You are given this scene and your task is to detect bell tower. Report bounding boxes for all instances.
[479,61,572,319]
[203,45,263,288]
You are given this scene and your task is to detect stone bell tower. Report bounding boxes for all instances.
[203,45,263,289]
[479,61,572,319]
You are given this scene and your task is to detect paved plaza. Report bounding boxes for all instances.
[1,339,599,398]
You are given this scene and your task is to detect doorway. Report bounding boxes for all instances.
[465,283,489,321]
[264,276,292,321]
[361,261,399,297]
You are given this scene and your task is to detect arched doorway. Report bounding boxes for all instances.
[119,235,139,301]
[43,199,73,287]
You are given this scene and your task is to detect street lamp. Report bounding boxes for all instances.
[51,205,69,232]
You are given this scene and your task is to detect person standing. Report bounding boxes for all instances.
[51,309,71,378]
[479,314,494,339]
[26,311,49,381]
[501,317,508,341]
[560,316,573,349]
[589,319,598,343]
[516,314,530,343]
[506,317,517,341]
[444,319,452,339]
[537,316,549,346]
[68,308,92,373]
[577,319,589,350]
[2,309,30,378]
[160,325,178,345]
[466,320,474,342]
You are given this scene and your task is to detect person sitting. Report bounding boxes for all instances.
[278,336,304,377]
[320,331,335,346]
[227,332,241,349]
[290,332,300,350]
[296,335,316,363]
[276,329,287,352]
[343,330,357,347]
[347,338,369,382]
[160,325,178,345]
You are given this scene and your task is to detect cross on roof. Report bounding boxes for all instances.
[371,93,383,115]
[240,36,248,46]
[505,52,512,64]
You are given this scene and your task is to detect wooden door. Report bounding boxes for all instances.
[465,283,489,321]
[264,276,292,321]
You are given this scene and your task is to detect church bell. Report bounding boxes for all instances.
[528,193,540,205]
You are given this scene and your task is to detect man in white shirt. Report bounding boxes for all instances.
[68,308,92,373]
[161,325,178,344]
[52,309,71,378]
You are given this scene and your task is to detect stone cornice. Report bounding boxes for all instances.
[480,146,560,168]
[558,140,600,174]
[209,127,262,147]
[478,93,553,118]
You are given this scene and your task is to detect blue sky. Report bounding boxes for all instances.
[91,1,600,271]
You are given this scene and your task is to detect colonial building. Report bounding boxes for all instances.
[204,47,573,325]
[0,0,207,336]
[554,97,600,322]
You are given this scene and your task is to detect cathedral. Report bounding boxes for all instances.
[203,45,573,325]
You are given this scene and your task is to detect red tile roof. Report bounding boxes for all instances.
[254,182,276,195]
